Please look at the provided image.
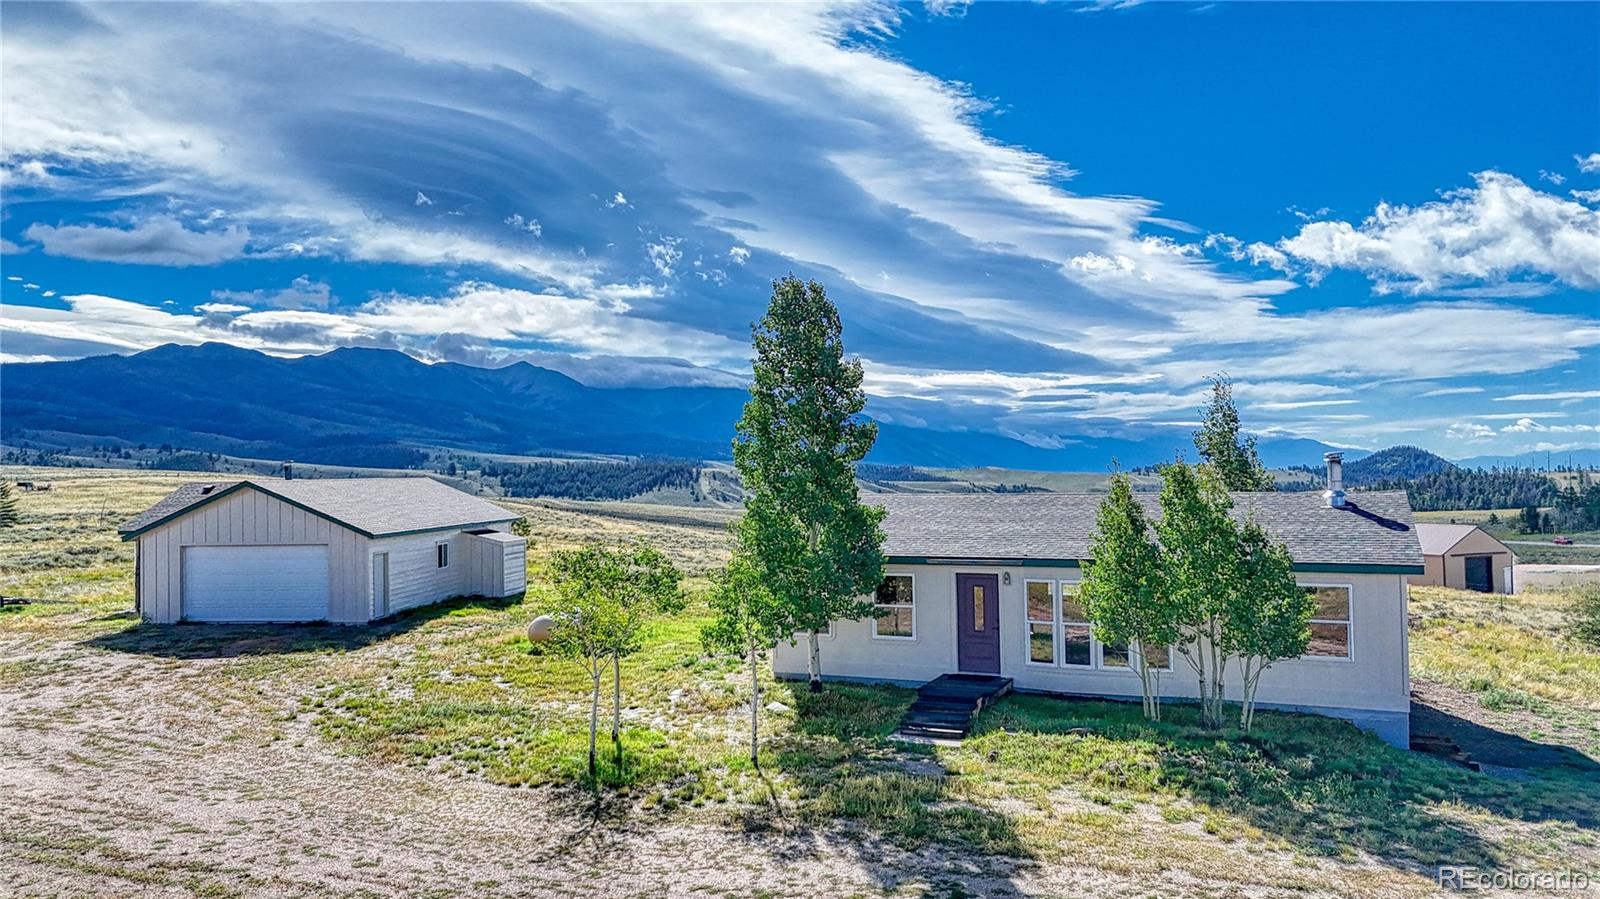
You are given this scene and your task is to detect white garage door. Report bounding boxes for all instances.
[182,545,331,622]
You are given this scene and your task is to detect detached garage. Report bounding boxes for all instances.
[120,478,526,624]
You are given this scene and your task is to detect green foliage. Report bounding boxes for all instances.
[0,481,18,528]
[544,540,684,778]
[510,516,532,538]
[1192,374,1273,491]
[1566,584,1600,649]
[702,550,789,761]
[1080,473,1174,720]
[1154,461,1239,728]
[733,276,886,689]
[483,457,702,501]
[1224,519,1312,732]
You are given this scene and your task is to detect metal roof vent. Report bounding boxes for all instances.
[199,484,217,496]
[1323,452,1346,508]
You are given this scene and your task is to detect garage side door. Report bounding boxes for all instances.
[182,545,332,622]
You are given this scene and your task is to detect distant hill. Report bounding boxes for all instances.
[1344,445,1457,487]
[1,343,1364,473]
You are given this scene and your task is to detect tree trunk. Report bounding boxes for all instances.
[749,637,761,765]
[588,667,601,780]
[611,654,622,757]
[807,629,822,693]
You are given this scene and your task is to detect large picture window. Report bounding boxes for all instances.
[872,574,915,639]
[1025,580,1056,664]
[1304,585,1351,658]
[1026,580,1160,671]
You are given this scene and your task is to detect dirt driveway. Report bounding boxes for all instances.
[0,630,1432,899]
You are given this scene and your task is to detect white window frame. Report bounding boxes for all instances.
[1300,582,1354,661]
[871,572,917,641]
[1056,580,1096,669]
[435,540,450,569]
[1029,578,1172,672]
[1023,578,1058,667]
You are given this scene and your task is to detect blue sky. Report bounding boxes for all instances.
[2,1,1597,459]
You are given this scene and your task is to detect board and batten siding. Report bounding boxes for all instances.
[135,486,368,624]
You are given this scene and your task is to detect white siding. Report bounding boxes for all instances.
[135,486,368,624]
[774,563,1411,731]
[182,545,331,622]
[366,531,470,616]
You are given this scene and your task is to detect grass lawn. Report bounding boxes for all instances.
[4,465,1599,897]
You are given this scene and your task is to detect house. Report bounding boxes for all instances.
[120,477,526,624]
[773,455,1423,747]
[1409,523,1516,594]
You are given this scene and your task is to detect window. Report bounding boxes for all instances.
[1303,585,1351,658]
[436,542,450,569]
[872,574,915,639]
[1031,581,1166,671]
[1059,584,1093,667]
[1025,581,1055,664]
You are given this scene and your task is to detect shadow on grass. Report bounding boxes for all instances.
[1412,695,1600,772]
[81,592,525,659]
[722,679,1036,896]
[969,694,1599,875]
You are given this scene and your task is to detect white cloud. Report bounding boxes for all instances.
[1578,153,1600,174]
[1417,386,1484,398]
[1494,389,1600,402]
[1571,189,1600,204]
[212,275,335,310]
[1446,422,1495,441]
[1268,171,1600,294]
[1500,417,1597,434]
[414,191,434,206]
[1540,169,1566,186]
[645,237,683,278]
[23,216,250,266]
[504,213,542,237]
[727,245,750,265]
[194,302,251,314]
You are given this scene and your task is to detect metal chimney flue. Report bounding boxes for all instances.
[1323,452,1345,508]
[283,460,295,481]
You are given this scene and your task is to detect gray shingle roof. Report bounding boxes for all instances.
[868,490,1422,569]
[120,477,516,539]
[1415,522,1478,556]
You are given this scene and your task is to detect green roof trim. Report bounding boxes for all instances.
[886,555,1422,575]
[119,480,513,542]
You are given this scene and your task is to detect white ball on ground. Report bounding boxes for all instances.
[527,615,557,643]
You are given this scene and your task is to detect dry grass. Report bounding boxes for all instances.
[4,466,1599,898]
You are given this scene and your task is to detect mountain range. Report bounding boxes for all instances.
[5,343,1370,471]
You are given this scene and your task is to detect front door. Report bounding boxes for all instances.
[956,573,1001,674]
[1463,555,1493,592]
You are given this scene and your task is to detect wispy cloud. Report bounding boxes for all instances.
[23,216,250,266]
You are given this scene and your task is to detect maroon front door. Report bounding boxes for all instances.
[956,573,1001,674]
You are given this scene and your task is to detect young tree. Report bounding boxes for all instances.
[1193,374,1274,492]
[1223,519,1312,732]
[1155,461,1239,729]
[546,540,683,779]
[702,550,787,763]
[0,481,18,528]
[1080,473,1176,720]
[733,276,886,692]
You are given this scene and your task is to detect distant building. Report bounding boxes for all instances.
[1409,523,1516,594]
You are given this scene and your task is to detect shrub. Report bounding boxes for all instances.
[1564,584,1600,649]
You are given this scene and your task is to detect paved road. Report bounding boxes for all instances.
[1505,539,1600,548]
